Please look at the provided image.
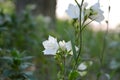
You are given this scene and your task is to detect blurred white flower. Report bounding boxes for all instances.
[78,62,87,70]
[66,4,80,19]
[88,61,93,66]
[89,2,104,22]
[79,71,87,76]
[42,35,59,55]
[109,59,119,69]
[105,73,110,80]
[78,62,88,76]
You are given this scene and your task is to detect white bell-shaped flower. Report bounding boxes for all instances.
[66,4,80,19]
[42,35,59,55]
[89,1,104,22]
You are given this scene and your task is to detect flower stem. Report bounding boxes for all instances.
[100,0,110,68]
[63,54,66,80]
[73,0,84,70]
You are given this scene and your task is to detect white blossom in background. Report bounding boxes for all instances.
[89,1,104,22]
[65,4,80,19]
[79,71,87,76]
[105,73,110,80]
[78,62,87,71]
[109,59,119,69]
[42,35,59,55]
[78,62,88,76]
[65,0,104,22]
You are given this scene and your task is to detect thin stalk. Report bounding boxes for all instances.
[100,0,110,67]
[81,19,95,31]
[60,50,66,80]
[73,0,84,70]
[63,54,66,80]
[97,0,110,79]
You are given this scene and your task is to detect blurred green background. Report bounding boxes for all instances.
[0,0,120,80]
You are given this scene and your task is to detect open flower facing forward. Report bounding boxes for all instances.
[89,1,104,22]
[42,35,59,55]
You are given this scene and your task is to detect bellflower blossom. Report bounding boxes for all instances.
[66,4,80,19]
[59,40,66,50]
[59,41,78,55]
[66,41,79,55]
[66,3,85,20]
[42,35,59,55]
[66,1,104,23]
[89,1,104,22]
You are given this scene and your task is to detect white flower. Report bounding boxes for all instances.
[78,71,87,77]
[78,62,87,70]
[66,41,79,55]
[59,41,78,55]
[66,4,80,19]
[42,35,59,55]
[66,41,72,52]
[59,40,66,50]
[78,62,88,76]
[89,2,104,22]
[109,59,119,69]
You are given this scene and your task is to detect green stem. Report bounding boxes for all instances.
[63,54,66,80]
[97,0,110,79]
[100,0,110,68]
[73,0,84,70]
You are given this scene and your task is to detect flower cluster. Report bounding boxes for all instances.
[66,0,104,22]
[42,0,105,79]
[42,35,78,55]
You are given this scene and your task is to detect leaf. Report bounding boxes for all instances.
[11,49,20,58]
[20,62,34,70]
[22,72,35,80]
[66,29,77,60]
[0,56,13,64]
[22,56,34,61]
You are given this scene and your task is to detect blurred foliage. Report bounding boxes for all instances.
[0,8,41,55]
[0,0,15,14]
[0,49,35,80]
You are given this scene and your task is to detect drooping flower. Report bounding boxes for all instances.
[42,35,59,55]
[89,1,104,22]
[66,4,80,19]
